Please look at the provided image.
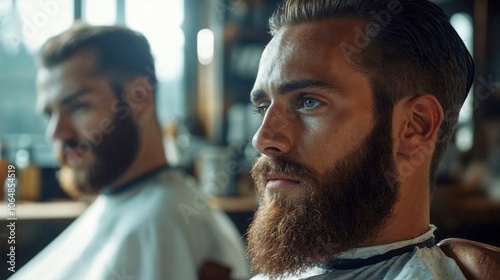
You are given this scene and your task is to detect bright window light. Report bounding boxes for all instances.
[197,29,214,65]
[451,13,473,53]
[84,0,116,25]
[0,0,13,15]
[451,13,474,124]
[126,0,184,80]
[125,0,185,124]
[456,125,474,152]
[451,13,474,152]
[15,0,73,53]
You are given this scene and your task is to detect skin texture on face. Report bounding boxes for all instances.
[247,18,401,278]
[251,18,375,185]
[37,50,139,194]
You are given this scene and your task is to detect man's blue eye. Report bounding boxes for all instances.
[299,97,320,110]
[304,98,318,108]
[70,103,89,112]
[251,105,268,117]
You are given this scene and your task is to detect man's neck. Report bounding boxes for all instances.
[363,180,430,247]
[106,129,167,189]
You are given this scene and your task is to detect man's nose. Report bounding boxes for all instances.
[46,112,75,141]
[252,105,293,157]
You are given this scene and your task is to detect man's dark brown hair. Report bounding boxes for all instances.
[38,23,157,94]
[269,0,474,187]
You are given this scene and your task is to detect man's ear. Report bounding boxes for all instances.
[396,94,443,158]
[122,77,154,122]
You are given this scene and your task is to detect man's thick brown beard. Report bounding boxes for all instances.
[57,100,139,195]
[247,112,400,279]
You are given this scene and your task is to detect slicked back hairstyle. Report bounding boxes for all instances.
[38,23,157,94]
[269,0,474,186]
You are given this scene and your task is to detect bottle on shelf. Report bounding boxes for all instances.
[15,136,41,201]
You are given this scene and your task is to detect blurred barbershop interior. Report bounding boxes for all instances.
[0,0,499,277]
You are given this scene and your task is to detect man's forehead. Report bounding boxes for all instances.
[262,18,367,68]
[37,66,64,91]
[37,51,102,90]
[40,50,98,79]
[35,54,106,113]
[276,17,366,47]
[255,18,365,88]
[36,66,66,105]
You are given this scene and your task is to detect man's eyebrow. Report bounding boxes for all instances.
[41,89,91,115]
[277,79,341,95]
[250,79,342,103]
[250,89,266,103]
[60,89,91,106]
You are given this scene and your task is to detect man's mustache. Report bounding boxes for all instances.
[251,156,319,185]
[55,139,93,164]
[63,139,80,149]
[57,139,95,151]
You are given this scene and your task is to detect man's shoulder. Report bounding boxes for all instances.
[120,169,219,228]
[138,169,199,199]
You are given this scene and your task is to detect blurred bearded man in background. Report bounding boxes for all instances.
[10,24,249,280]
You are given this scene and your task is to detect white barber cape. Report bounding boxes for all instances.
[252,226,465,280]
[10,166,250,280]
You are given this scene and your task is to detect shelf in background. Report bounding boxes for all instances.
[0,201,88,220]
[0,195,258,221]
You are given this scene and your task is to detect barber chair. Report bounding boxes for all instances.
[438,238,500,280]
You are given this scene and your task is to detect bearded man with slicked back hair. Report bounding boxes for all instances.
[247,0,473,279]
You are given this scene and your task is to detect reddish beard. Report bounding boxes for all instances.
[247,113,399,279]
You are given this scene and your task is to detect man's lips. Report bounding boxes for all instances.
[265,173,300,189]
[63,147,84,165]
